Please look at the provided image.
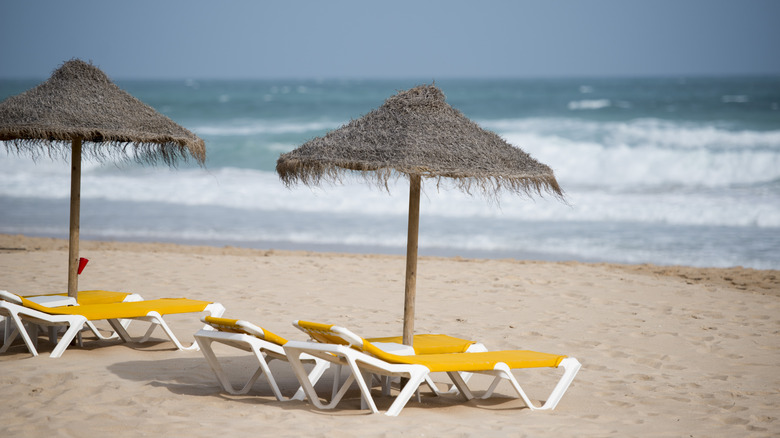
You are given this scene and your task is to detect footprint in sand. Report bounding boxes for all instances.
[720,416,750,425]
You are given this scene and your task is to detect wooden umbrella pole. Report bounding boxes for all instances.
[403,174,422,346]
[67,137,82,299]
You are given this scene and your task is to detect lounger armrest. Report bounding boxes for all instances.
[283,340,353,356]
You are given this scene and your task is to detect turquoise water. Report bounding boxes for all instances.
[2,77,779,268]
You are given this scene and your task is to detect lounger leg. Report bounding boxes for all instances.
[136,321,161,343]
[537,358,581,410]
[47,325,84,348]
[49,317,88,358]
[136,304,225,347]
[245,344,291,401]
[347,359,378,413]
[104,293,146,339]
[421,343,489,396]
[106,318,136,344]
[2,316,8,344]
[0,320,38,357]
[86,321,121,340]
[422,376,448,396]
[481,375,505,398]
[329,373,357,409]
[286,348,354,410]
[483,363,539,409]
[29,323,40,350]
[0,312,39,357]
[150,303,223,351]
[48,326,58,343]
[0,325,20,354]
[384,370,428,417]
[381,375,392,397]
[196,337,232,391]
[447,371,475,401]
[487,359,581,411]
[197,337,265,395]
[159,319,199,350]
[359,370,373,411]
[330,364,342,400]
[384,376,424,400]
[286,347,322,405]
[111,316,183,349]
[120,313,199,351]
[439,342,490,395]
[291,359,331,402]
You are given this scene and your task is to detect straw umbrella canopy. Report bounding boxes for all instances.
[277,84,563,345]
[0,59,205,299]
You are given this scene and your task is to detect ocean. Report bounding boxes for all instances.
[1,77,779,269]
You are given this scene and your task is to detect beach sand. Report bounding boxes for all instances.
[1,233,778,437]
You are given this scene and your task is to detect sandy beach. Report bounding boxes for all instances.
[1,233,777,437]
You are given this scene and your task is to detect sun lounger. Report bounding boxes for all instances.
[3,291,140,337]
[194,317,332,401]
[284,320,581,416]
[18,290,145,342]
[0,290,225,358]
[195,317,486,401]
[3,290,148,349]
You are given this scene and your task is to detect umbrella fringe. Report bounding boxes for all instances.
[277,159,565,203]
[3,137,204,166]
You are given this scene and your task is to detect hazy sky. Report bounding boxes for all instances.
[1,0,778,80]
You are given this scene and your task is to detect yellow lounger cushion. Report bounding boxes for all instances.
[19,297,213,320]
[23,290,132,305]
[203,316,247,334]
[297,321,475,354]
[363,343,567,372]
[366,334,475,354]
[298,321,350,345]
[203,316,290,347]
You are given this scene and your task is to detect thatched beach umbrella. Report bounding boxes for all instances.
[277,84,563,345]
[0,59,205,299]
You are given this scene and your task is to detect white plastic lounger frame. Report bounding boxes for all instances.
[110,303,226,352]
[194,318,330,401]
[2,291,144,345]
[0,300,88,358]
[329,340,488,398]
[118,301,226,352]
[0,290,225,358]
[284,321,581,417]
[284,338,430,416]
